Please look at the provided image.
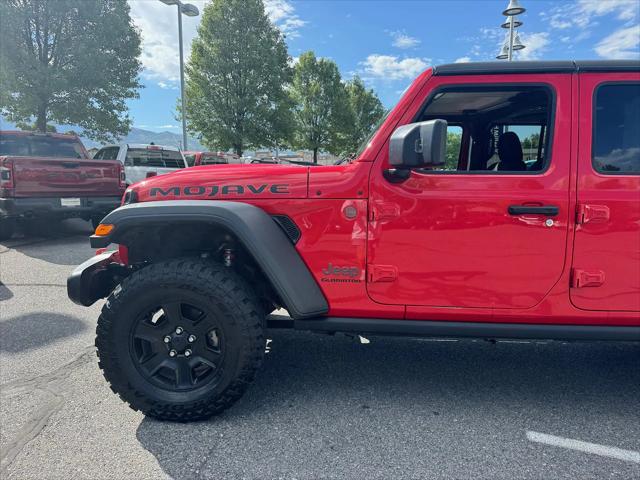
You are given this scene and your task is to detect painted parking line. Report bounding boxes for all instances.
[526,431,640,464]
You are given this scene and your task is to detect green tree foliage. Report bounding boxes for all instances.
[185,0,292,156]
[290,51,350,163]
[522,132,541,150]
[0,0,142,142]
[338,76,385,158]
[445,130,462,170]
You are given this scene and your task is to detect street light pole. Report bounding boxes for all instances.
[177,4,187,150]
[158,0,199,151]
[508,15,514,61]
[497,0,526,61]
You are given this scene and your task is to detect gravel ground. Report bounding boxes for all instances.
[1,219,639,479]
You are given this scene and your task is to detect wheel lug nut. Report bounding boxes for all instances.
[169,349,177,357]
[163,336,171,344]
[188,335,196,343]
[184,349,192,357]
[175,327,184,335]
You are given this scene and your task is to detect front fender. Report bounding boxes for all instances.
[88,200,328,319]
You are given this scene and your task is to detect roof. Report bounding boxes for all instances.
[432,60,640,76]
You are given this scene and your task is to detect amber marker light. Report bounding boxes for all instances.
[94,224,114,236]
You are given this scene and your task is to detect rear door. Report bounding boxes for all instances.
[571,73,640,311]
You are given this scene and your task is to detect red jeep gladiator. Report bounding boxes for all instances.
[68,60,640,421]
[0,131,125,240]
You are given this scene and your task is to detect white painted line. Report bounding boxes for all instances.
[526,431,640,464]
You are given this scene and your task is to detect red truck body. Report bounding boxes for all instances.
[117,63,639,327]
[0,131,125,234]
[68,60,639,422]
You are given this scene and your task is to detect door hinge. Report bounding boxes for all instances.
[576,204,610,225]
[368,264,398,283]
[370,202,401,222]
[571,268,605,288]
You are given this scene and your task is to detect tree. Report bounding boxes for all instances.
[338,76,385,158]
[185,0,292,156]
[290,51,350,163]
[0,0,142,142]
[445,131,462,169]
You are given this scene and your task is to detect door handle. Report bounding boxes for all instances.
[508,205,559,216]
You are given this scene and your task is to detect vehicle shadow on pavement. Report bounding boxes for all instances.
[136,331,640,479]
[0,282,13,301]
[3,219,94,266]
[0,313,86,353]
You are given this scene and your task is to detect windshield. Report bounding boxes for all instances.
[0,134,85,158]
[353,109,391,160]
[125,148,185,168]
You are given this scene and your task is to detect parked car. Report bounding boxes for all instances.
[184,151,240,167]
[93,144,187,186]
[69,60,640,422]
[0,131,125,240]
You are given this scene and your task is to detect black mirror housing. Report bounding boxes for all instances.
[389,119,447,168]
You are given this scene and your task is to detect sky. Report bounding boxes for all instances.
[128,0,640,133]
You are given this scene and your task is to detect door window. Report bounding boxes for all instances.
[592,83,640,174]
[417,86,553,173]
[95,147,119,160]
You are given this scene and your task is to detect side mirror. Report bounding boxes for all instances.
[389,119,447,168]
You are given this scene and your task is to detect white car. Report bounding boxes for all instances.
[93,144,187,186]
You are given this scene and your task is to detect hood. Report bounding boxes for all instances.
[131,163,310,202]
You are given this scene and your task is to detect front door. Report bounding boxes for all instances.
[571,74,640,312]
[367,74,572,310]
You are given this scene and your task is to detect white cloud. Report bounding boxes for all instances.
[454,56,471,63]
[390,31,421,49]
[515,32,550,60]
[361,54,430,80]
[157,81,177,90]
[263,0,307,39]
[129,0,306,84]
[544,0,639,31]
[595,25,640,59]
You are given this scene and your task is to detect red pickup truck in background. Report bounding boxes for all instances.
[0,131,125,240]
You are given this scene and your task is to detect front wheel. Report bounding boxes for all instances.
[96,258,265,421]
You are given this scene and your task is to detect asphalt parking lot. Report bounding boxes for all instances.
[0,219,639,479]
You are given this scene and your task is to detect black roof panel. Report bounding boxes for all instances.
[433,60,640,76]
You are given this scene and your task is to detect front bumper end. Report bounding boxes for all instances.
[67,251,126,306]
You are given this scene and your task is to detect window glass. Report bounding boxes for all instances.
[125,148,185,168]
[102,147,119,160]
[184,154,196,167]
[593,83,640,174]
[0,136,30,156]
[0,135,84,158]
[201,153,227,165]
[442,126,463,171]
[418,86,552,173]
[162,150,186,168]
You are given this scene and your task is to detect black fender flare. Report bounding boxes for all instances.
[91,200,328,320]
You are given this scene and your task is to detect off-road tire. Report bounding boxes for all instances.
[0,218,15,241]
[96,258,265,421]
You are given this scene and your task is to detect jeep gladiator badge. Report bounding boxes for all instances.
[321,263,361,283]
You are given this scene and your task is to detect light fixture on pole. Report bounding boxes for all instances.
[502,0,526,16]
[496,43,509,60]
[158,0,199,151]
[500,16,522,29]
[496,0,526,61]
